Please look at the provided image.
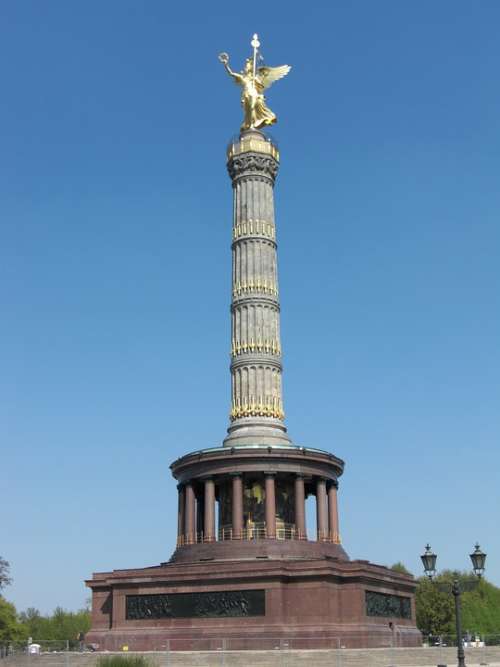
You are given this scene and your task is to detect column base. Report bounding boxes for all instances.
[223,417,293,447]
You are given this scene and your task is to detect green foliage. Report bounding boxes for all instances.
[97,657,152,667]
[390,562,412,575]
[0,558,12,591]
[19,606,91,641]
[0,597,28,643]
[461,576,500,635]
[416,575,454,636]
[416,570,500,637]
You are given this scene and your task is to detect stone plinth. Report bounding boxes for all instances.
[86,557,421,650]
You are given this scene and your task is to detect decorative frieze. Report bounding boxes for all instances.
[233,219,275,241]
[126,590,265,619]
[231,337,281,356]
[230,396,284,421]
[365,591,412,619]
[233,278,278,298]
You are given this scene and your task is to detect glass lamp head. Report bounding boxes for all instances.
[421,544,437,579]
[470,543,486,578]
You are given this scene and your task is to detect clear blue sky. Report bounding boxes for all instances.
[1,1,499,614]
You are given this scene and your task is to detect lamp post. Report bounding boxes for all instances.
[420,543,487,667]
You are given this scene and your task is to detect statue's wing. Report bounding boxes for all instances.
[258,65,291,90]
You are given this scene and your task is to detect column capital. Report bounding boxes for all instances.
[227,153,279,184]
[230,471,242,478]
[177,483,184,491]
[328,479,339,490]
[264,471,277,478]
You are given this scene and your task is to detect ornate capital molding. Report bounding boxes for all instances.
[228,153,279,183]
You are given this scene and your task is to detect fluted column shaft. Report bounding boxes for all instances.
[265,473,276,538]
[225,132,291,447]
[184,482,196,545]
[328,482,340,544]
[204,478,215,542]
[316,478,328,542]
[232,474,243,539]
[294,475,306,539]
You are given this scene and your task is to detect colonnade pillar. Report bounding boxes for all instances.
[328,481,340,543]
[177,484,185,544]
[204,477,216,542]
[316,477,328,542]
[184,481,196,545]
[265,473,277,538]
[294,474,306,539]
[232,473,243,539]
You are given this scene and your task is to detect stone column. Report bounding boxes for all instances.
[224,130,291,447]
[184,481,196,545]
[204,478,216,542]
[231,474,243,539]
[328,481,340,543]
[294,474,306,540]
[265,473,276,539]
[177,484,185,545]
[316,478,328,542]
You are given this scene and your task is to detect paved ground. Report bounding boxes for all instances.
[2,648,500,667]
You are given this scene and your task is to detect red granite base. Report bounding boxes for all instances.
[86,556,421,650]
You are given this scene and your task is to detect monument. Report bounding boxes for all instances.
[86,36,421,650]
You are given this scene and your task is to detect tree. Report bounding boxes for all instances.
[415,574,455,637]
[0,558,12,591]
[0,597,27,643]
[391,562,412,575]
[18,608,48,639]
[19,607,91,642]
[460,576,500,636]
[415,570,500,638]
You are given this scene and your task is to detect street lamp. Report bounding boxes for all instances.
[420,543,487,667]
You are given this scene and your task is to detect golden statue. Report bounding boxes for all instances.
[219,34,291,132]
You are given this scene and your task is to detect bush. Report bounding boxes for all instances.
[97,657,152,667]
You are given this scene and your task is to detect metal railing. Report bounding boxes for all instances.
[3,636,500,666]
[176,522,310,546]
[176,523,341,546]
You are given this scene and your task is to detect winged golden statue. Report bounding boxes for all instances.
[219,34,291,132]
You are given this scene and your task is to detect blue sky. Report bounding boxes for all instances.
[1,1,499,614]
